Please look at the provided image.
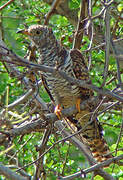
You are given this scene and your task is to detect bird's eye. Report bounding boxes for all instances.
[36,30,40,35]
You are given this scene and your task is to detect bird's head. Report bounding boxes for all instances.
[17,25,54,48]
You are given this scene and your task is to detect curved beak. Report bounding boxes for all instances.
[16,29,31,36]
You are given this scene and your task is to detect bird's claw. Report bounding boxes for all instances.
[55,104,62,119]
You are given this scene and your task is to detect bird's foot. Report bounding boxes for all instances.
[76,98,81,113]
[54,104,62,119]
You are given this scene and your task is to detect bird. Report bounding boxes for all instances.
[18,25,112,163]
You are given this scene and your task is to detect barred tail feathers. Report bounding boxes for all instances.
[75,110,112,163]
[89,138,112,162]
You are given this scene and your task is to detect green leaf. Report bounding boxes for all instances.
[69,0,80,9]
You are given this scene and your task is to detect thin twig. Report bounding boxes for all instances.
[34,127,51,179]
[112,112,123,171]
[81,0,114,23]
[0,0,14,11]
[87,0,93,70]
[101,122,120,128]
[61,142,70,176]
[44,0,61,25]
[55,120,95,165]
[8,134,34,162]
[91,97,105,122]
[106,76,116,85]
[98,101,120,116]
[84,38,123,52]
[101,6,111,87]
[87,0,93,51]
[110,38,123,90]
[58,155,123,180]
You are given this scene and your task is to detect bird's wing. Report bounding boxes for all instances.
[70,49,94,98]
[70,49,112,163]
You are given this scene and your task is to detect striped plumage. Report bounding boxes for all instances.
[21,25,112,163]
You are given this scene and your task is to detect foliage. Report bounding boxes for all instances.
[0,0,122,180]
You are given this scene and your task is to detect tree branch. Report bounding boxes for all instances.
[0,96,99,144]
[58,155,123,180]
[0,118,46,144]
[110,38,123,90]
[101,5,111,87]
[0,0,15,11]
[55,120,95,166]
[0,46,122,102]
[73,0,87,49]
[0,163,27,180]
[44,0,61,25]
